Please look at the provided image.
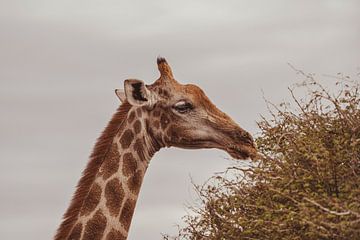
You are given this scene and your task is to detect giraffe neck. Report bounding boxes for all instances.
[63,106,161,240]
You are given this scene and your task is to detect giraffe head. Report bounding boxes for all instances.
[115,58,257,160]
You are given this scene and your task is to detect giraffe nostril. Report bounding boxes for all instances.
[246,137,255,146]
[233,131,254,146]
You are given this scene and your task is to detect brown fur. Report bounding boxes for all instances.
[122,153,138,177]
[153,120,160,129]
[119,199,136,231]
[79,183,101,216]
[152,109,161,117]
[54,102,131,240]
[67,223,82,240]
[82,209,107,240]
[160,114,170,130]
[105,178,125,216]
[133,120,142,134]
[133,138,145,160]
[119,129,134,149]
[127,170,143,194]
[136,108,142,117]
[100,143,121,180]
[106,229,126,240]
[185,84,232,121]
[127,111,135,123]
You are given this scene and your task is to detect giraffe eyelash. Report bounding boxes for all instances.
[173,101,193,113]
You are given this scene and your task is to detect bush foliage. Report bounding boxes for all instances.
[165,73,360,240]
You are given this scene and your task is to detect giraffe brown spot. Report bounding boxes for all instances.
[153,120,160,129]
[100,144,120,180]
[68,223,82,240]
[153,110,161,117]
[133,138,145,160]
[128,170,143,194]
[119,129,134,149]
[127,111,135,123]
[106,229,126,240]
[162,89,170,98]
[105,178,125,216]
[166,126,179,142]
[133,120,142,134]
[119,199,136,231]
[80,183,101,216]
[160,114,170,130]
[136,108,142,118]
[82,209,107,240]
[122,153,137,176]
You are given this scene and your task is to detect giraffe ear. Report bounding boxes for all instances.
[124,79,155,106]
[115,89,126,102]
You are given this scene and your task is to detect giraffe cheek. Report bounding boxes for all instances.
[160,114,170,130]
[165,127,181,144]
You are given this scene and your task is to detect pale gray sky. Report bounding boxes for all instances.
[0,1,359,239]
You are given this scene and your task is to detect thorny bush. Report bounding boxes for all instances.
[164,72,360,240]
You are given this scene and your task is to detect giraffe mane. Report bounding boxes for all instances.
[54,102,132,240]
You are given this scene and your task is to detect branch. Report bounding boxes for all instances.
[303,197,360,217]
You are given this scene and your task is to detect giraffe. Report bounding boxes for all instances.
[55,57,257,240]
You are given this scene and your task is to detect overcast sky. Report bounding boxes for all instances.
[0,1,359,239]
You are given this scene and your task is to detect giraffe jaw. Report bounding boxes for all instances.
[172,140,257,160]
[226,144,257,160]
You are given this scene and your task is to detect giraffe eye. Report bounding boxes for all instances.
[173,101,193,113]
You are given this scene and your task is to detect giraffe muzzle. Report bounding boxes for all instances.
[226,143,257,160]
[220,128,257,160]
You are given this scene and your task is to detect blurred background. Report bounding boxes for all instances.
[0,1,359,239]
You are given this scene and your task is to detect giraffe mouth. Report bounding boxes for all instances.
[174,140,256,160]
[225,143,257,160]
[227,147,251,160]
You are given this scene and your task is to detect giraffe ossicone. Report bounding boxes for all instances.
[115,89,126,103]
[55,57,257,240]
